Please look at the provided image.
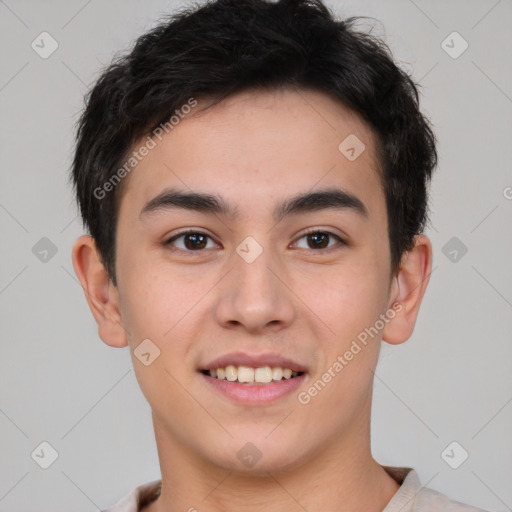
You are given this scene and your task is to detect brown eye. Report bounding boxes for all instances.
[165,231,216,252]
[294,230,346,251]
[307,232,329,249]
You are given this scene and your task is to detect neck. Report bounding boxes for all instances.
[143,408,400,512]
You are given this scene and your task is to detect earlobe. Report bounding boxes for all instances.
[71,235,128,348]
[382,234,433,345]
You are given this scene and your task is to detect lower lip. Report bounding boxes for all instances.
[200,372,307,405]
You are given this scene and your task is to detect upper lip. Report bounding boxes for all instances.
[200,351,308,373]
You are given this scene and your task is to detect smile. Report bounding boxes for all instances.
[201,365,304,385]
[199,367,307,405]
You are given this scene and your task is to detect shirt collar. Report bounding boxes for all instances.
[104,466,421,512]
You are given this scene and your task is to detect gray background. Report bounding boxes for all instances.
[0,0,511,510]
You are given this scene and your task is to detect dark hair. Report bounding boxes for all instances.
[70,0,437,287]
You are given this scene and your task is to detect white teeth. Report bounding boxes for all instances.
[206,365,302,384]
[254,366,272,383]
[272,367,283,380]
[237,366,254,383]
[225,365,237,382]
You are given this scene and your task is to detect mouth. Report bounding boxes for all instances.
[200,366,306,385]
[198,355,308,404]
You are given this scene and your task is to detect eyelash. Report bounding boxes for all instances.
[164,229,347,254]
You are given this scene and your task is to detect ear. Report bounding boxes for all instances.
[71,235,128,348]
[382,234,433,345]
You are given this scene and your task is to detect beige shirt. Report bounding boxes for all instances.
[102,466,488,511]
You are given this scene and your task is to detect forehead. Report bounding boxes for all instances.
[118,87,385,224]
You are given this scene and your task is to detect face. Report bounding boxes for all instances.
[112,88,398,474]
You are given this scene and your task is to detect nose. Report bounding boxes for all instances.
[214,244,296,334]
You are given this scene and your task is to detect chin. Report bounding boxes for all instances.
[204,435,313,476]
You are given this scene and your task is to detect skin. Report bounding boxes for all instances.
[72,88,432,511]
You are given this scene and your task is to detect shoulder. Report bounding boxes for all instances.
[101,479,162,512]
[414,486,489,511]
[382,466,490,512]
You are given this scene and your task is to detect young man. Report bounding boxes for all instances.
[70,0,487,510]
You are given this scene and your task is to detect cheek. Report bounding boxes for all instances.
[308,261,388,344]
[117,259,208,372]
[314,255,389,404]
[119,266,199,417]
[117,242,184,332]
[306,271,384,417]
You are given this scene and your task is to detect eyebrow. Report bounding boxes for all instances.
[139,186,369,223]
